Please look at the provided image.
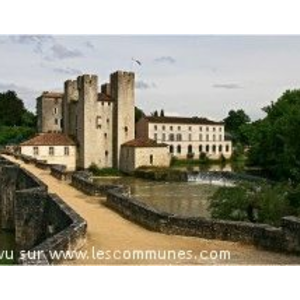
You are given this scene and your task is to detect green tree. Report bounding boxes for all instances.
[160,109,165,117]
[135,106,145,123]
[224,109,251,144]
[0,91,26,126]
[247,89,300,182]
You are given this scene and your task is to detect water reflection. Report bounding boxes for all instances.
[94,177,218,218]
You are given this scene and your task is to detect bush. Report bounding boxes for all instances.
[209,182,299,226]
[88,163,121,177]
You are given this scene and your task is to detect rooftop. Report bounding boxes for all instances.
[38,92,63,99]
[122,138,168,148]
[144,116,224,125]
[20,133,76,146]
[97,93,113,102]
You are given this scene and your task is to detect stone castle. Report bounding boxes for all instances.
[37,71,135,170]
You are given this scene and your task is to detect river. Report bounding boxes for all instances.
[94,177,218,218]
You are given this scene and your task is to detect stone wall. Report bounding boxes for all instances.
[71,171,129,196]
[0,155,87,265]
[50,164,73,181]
[106,189,300,254]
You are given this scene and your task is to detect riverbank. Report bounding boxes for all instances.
[3,155,300,265]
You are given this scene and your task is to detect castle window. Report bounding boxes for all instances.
[176,134,182,141]
[219,127,222,132]
[188,145,193,154]
[96,116,102,129]
[104,133,108,138]
[154,133,158,140]
[162,133,166,141]
[219,145,223,152]
[199,134,203,141]
[102,102,104,106]
[162,125,165,130]
[213,134,216,141]
[150,155,153,165]
[206,145,210,153]
[178,126,181,131]
[199,145,203,152]
[49,147,55,156]
[54,118,58,125]
[177,145,181,154]
[33,147,39,156]
[199,126,202,131]
[64,147,69,156]
[107,118,110,124]
[188,134,192,141]
[169,145,174,154]
[189,126,192,131]
[219,134,222,141]
[212,145,216,153]
[206,127,209,131]
[108,102,111,106]
[105,151,109,156]
[226,145,230,152]
[206,134,209,141]
[213,127,216,132]
[169,134,174,141]
[53,107,58,115]
[154,125,158,130]
[124,126,128,133]
[170,126,173,131]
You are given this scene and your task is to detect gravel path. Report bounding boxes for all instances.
[5,155,300,265]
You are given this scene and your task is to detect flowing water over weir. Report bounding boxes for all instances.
[187,172,236,186]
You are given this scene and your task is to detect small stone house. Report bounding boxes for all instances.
[20,133,76,171]
[120,138,171,173]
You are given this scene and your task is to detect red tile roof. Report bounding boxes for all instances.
[122,138,168,148]
[144,116,223,125]
[98,93,113,102]
[20,133,76,146]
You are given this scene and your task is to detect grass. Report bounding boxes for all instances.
[88,163,122,177]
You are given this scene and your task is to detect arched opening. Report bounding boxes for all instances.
[169,145,174,154]
[188,145,193,154]
[206,145,209,153]
[150,155,153,165]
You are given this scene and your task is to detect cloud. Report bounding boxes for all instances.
[45,43,83,60]
[154,56,176,64]
[212,83,242,89]
[9,35,53,53]
[135,80,157,90]
[52,67,82,75]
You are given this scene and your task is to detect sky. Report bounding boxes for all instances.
[1,35,300,121]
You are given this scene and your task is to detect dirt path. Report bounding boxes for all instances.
[5,155,300,265]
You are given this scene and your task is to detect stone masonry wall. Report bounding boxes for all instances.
[106,189,300,254]
[0,156,87,265]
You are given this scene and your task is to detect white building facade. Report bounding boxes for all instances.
[136,116,232,160]
[20,133,76,171]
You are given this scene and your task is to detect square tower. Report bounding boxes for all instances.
[110,71,135,168]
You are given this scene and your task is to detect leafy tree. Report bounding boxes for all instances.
[160,109,165,117]
[247,89,300,182]
[135,106,145,123]
[151,110,158,117]
[0,91,26,126]
[224,109,251,145]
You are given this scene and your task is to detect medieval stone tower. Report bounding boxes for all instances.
[111,71,135,168]
[36,92,63,133]
[37,70,135,170]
